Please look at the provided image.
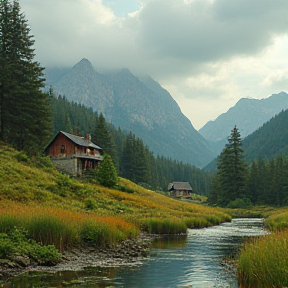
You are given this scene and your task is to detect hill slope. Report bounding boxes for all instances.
[0,144,230,232]
[199,92,288,144]
[242,109,288,162]
[204,108,288,171]
[45,59,215,167]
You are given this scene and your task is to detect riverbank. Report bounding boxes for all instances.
[0,233,155,279]
[237,210,288,288]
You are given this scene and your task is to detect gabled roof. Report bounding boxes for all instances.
[45,131,103,151]
[61,131,102,150]
[168,182,193,191]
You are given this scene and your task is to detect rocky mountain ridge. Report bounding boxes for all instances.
[45,58,215,167]
[199,92,288,143]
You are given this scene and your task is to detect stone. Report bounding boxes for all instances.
[11,254,30,267]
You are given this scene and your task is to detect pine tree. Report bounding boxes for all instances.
[209,126,248,206]
[0,0,51,155]
[96,154,118,188]
[121,132,136,181]
[93,113,118,168]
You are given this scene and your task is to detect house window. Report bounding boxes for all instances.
[60,145,65,153]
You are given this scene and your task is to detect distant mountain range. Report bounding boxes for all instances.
[45,59,215,167]
[199,92,288,153]
[204,107,288,171]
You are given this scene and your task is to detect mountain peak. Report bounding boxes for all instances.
[73,58,93,70]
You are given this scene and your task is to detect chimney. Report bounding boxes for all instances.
[85,133,91,141]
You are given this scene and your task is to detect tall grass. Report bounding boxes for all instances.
[265,211,288,231]
[142,218,187,234]
[237,209,288,288]
[0,204,139,251]
[238,231,288,288]
[0,145,232,253]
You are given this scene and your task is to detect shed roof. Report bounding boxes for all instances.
[168,182,193,191]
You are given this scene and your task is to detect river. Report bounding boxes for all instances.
[3,218,267,288]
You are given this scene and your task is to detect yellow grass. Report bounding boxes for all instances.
[238,230,288,288]
[0,144,231,251]
[237,207,288,287]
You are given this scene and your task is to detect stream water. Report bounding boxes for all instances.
[2,218,267,288]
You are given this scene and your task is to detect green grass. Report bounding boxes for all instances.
[0,143,231,260]
[238,231,288,288]
[237,208,288,288]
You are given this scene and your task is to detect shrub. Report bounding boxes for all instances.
[227,198,252,209]
[96,154,118,188]
[84,197,98,210]
[0,227,60,264]
[0,233,14,258]
[15,151,30,163]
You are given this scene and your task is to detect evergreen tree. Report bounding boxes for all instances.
[96,154,118,188]
[0,0,51,155]
[93,113,118,168]
[121,132,136,181]
[209,126,248,206]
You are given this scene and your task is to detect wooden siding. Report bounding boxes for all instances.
[46,133,76,157]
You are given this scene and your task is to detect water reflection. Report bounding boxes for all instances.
[3,218,267,288]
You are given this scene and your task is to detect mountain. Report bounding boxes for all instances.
[199,92,288,145]
[204,108,288,171]
[45,59,215,167]
[242,109,288,162]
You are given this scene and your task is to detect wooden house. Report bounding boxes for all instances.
[168,182,193,198]
[45,131,103,176]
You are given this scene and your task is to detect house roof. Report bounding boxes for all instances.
[61,131,102,150]
[45,131,103,151]
[168,182,193,191]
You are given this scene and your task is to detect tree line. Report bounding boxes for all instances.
[50,94,213,194]
[0,0,51,156]
[208,126,288,207]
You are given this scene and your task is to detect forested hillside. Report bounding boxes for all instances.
[45,59,215,168]
[49,94,213,195]
[243,109,288,162]
[204,109,288,171]
[208,126,288,207]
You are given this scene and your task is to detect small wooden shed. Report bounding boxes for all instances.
[168,182,193,198]
[45,131,103,176]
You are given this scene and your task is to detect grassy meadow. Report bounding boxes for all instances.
[0,144,231,261]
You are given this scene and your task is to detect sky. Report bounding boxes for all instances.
[21,0,288,130]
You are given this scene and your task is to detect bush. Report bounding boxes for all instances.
[0,227,60,264]
[96,154,118,188]
[227,198,252,209]
[15,151,30,163]
[84,197,98,210]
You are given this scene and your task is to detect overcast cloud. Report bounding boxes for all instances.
[21,0,288,129]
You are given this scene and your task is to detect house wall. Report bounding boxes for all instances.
[170,189,190,197]
[46,133,77,157]
[51,158,80,176]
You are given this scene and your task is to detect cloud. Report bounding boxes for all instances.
[20,0,288,129]
[21,0,288,70]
